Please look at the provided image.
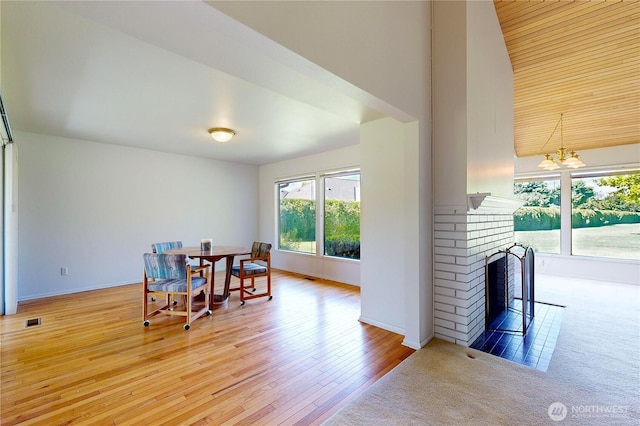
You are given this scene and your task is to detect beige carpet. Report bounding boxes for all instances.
[324,275,639,425]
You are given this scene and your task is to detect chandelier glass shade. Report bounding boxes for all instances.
[537,114,586,170]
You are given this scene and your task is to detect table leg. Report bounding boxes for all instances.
[210,255,235,308]
[223,255,235,299]
[209,259,217,309]
[209,258,225,307]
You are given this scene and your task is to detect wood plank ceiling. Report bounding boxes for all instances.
[493,0,640,159]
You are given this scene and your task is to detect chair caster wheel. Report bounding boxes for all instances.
[184,324,190,330]
[143,320,150,327]
[268,296,273,301]
[240,301,245,306]
[173,300,178,306]
[252,288,257,292]
[151,297,156,302]
[206,310,212,316]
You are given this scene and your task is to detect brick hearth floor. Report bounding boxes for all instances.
[470,300,564,371]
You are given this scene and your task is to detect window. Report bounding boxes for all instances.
[277,170,360,259]
[323,172,360,259]
[513,178,561,254]
[278,177,316,254]
[571,172,640,260]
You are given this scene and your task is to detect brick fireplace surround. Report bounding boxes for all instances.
[434,194,524,347]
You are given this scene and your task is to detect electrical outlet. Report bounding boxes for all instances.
[61,267,68,276]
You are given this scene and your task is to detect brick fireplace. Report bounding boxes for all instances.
[433,194,524,347]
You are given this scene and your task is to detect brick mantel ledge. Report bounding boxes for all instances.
[467,193,524,214]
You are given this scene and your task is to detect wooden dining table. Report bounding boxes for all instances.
[164,245,247,308]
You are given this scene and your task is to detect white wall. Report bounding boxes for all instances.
[433,0,515,208]
[432,0,468,208]
[0,140,3,314]
[258,145,360,285]
[17,131,258,300]
[360,118,409,335]
[211,1,428,120]
[432,1,518,345]
[536,254,639,285]
[0,3,4,314]
[403,119,432,349]
[3,142,18,314]
[466,0,515,198]
[240,2,432,348]
[260,119,427,342]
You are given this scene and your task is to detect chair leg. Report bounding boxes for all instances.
[239,274,272,304]
[239,275,246,305]
[143,281,149,325]
[185,293,192,330]
[267,273,272,300]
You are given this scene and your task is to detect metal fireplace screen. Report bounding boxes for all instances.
[485,243,535,335]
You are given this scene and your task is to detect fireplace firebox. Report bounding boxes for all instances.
[485,243,535,335]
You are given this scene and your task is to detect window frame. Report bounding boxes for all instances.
[513,175,562,255]
[569,169,640,260]
[321,169,361,260]
[276,175,316,255]
[514,166,640,261]
[276,167,360,261]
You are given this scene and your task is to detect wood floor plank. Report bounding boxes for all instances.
[1,270,414,425]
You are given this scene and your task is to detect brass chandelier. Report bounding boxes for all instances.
[537,113,586,170]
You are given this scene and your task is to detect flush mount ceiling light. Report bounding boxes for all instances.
[208,127,236,143]
[537,113,586,171]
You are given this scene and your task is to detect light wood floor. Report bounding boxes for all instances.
[1,270,414,425]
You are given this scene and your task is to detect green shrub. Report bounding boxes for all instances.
[572,209,640,228]
[571,209,602,228]
[324,199,360,238]
[617,211,640,224]
[325,234,360,259]
[280,199,361,258]
[515,206,640,231]
[279,198,316,243]
[514,207,560,231]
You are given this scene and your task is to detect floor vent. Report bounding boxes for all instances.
[25,318,41,328]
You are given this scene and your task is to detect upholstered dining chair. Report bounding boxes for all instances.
[143,253,211,330]
[151,240,202,303]
[151,241,183,253]
[150,241,184,302]
[230,241,272,305]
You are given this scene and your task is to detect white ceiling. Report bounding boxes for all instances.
[1,1,390,165]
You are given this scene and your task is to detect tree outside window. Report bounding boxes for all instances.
[514,178,561,254]
[571,173,640,260]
